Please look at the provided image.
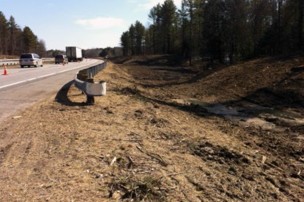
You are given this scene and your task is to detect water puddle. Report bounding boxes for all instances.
[171,98,303,131]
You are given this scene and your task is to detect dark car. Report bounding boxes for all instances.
[55,54,68,64]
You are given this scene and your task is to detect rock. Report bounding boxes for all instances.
[262,155,267,164]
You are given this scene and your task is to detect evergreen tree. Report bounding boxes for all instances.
[23,26,38,53]
[134,21,145,55]
[0,11,46,56]
[37,39,46,56]
[299,0,304,50]
[180,0,206,64]
[121,31,131,56]
[148,4,163,54]
[249,0,272,56]
[0,11,8,55]
[8,16,19,55]
[120,0,304,63]
[180,0,191,59]
[161,0,177,53]
[203,0,227,62]
[225,0,252,62]
[129,25,136,55]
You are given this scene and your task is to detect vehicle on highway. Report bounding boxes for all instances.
[55,54,68,64]
[66,46,83,62]
[19,53,43,68]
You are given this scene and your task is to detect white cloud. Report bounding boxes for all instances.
[75,17,125,30]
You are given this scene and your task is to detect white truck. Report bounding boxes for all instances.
[66,46,83,62]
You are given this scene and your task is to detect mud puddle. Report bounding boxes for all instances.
[172,98,304,132]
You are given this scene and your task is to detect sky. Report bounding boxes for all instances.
[0,0,182,50]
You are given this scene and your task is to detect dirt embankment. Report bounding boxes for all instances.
[0,55,303,201]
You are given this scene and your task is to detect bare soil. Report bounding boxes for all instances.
[0,55,303,201]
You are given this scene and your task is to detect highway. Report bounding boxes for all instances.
[0,59,102,122]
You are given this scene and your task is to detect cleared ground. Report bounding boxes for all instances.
[0,55,303,201]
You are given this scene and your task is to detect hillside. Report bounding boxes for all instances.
[0,55,303,201]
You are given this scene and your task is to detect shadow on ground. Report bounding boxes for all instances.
[55,80,87,106]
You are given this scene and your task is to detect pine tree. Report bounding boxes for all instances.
[134,21,145,55]
[148,4,163,54]
[121,31,131,56]
[8,16,19,55]
[37,39,46,56]
[0,11,8,55]
[161,0,177,53]
[23,26,38,53]
[120,0,303,63]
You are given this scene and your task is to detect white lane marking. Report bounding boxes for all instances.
[0,61,101,90]
[0,72,57,90]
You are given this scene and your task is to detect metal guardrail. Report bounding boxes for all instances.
[0,59,19,66]
[74,61,107,104]
[0,58,54,66]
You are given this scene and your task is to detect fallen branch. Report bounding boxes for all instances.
[136,145,168,167]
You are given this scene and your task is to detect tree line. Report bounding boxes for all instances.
[121,0,304,64]
[0,11,46,57]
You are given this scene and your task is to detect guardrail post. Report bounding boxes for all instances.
[74,61,107,105]
[86,78,95,105]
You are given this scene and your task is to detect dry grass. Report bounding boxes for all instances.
[0,56,303,201]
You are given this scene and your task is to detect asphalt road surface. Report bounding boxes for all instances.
[0,59,103,122]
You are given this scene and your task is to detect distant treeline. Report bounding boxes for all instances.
[121,0,304,64]
[0,11,46,56]
[47,47,122,58]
